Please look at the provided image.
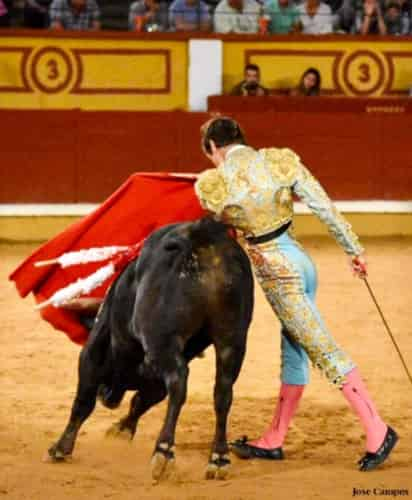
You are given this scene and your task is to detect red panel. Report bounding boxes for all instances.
[0,107,410,203]
[0,110,78,202]
[76,112,182,201]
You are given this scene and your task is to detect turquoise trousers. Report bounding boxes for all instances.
[246,231,355,387]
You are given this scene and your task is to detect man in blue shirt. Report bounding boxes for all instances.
[169,0,211,31]
[49,0,100,30]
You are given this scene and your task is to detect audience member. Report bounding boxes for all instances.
[0,0,9,26]
[230,63,269,96]
[336,0,357,32]
[23,0,52,27]
[354,0,387,33]
[298,0,334,33]
[49,0,100,29]
[384,2,409,32]
[129,0,169,31]
[263,0,301,33]
[169,0,211,31]
[290,67,322,96]
[214,0,260,33]
[395,0,411,19]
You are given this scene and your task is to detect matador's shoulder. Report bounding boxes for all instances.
[259,147,301,184]
[194,168,228,214]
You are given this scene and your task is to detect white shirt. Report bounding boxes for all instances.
[298,2,333,34]
[214,0,261,33]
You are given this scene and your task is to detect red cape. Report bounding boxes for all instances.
[9,173,205,345]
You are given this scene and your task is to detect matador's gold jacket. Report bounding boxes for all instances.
[195,145,364,256]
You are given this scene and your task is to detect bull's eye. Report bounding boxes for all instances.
[164,242,180,252]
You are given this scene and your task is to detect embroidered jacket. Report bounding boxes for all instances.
[195,145,364,256]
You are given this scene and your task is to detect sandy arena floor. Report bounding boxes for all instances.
[1,237,411,500]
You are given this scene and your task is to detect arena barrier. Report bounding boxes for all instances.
[1,107,411,202]
[0,105,411,241]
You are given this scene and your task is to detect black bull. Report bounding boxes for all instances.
[48,218,254,481]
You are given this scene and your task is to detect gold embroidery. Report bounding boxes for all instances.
[247,239,354,387]
[275,187,293,220]
[195,146,363,257]
[264,148,300,184]
[195,169,228,215]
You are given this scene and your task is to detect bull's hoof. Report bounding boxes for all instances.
[45,444,73,463]
[105,421,135,441]
[205,453,230,480]
[151,443,175,483]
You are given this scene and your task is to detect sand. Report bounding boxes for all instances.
[1,237,411,500]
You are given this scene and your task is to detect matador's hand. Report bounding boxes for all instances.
[349,254,368,278]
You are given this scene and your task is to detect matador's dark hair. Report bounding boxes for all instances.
[201,116,247,154]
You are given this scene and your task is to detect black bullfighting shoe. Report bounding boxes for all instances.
[358,426,398,472]
[230,436,284,460]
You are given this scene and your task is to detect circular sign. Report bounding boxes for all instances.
[30,47,73,94]
[341,50,386,96]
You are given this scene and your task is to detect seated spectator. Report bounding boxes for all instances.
[24,0,52,28]
[290,67,322,96]
[129,0,169,31]
[49,0,100,30]
[169,0,211,31]
[384,1,409,33]
[354,0,387,33]
[0,0,9,26]
[230,63,269,96]
[298,0,334,33]
[214,0,260,33]
[263,0,301,34]
[336,0,357,32]
[395,0,411,19]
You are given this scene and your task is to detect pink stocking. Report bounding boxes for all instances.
[341,368,387,452]
[251,383,304,449]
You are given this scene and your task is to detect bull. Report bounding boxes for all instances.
[47,218,254,481]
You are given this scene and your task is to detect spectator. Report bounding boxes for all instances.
[298,0,334,33]
[0,0,9,26]
[354,0,387,33]
[214,0,260,33]
[384,1,409,32]
[336,0,358,32]
[230,63,269,96]
[263,0,301,33]
[169,0,211,31]
[395,0,411,19]
[290,67,322,96]
[24,0,52,28]
[129,0,169,31]
[49,0,100,30]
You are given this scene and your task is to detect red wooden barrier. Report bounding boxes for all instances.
[1,106,411,203]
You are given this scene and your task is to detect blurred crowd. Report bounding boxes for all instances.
[0,0,410,34]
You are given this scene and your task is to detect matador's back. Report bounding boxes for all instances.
[195,145,363,256]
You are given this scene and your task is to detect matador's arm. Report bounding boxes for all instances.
[293,160,364,256]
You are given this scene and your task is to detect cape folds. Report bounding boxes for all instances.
[9,173,205,345]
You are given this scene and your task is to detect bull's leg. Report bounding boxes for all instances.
[151,352,188,482]
[206,342,245,480]
[47,349,102,462]
[106,379,167,440]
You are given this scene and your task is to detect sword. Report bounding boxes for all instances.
[354,257,412,387]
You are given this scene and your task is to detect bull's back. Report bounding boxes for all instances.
[135,218,253,333]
